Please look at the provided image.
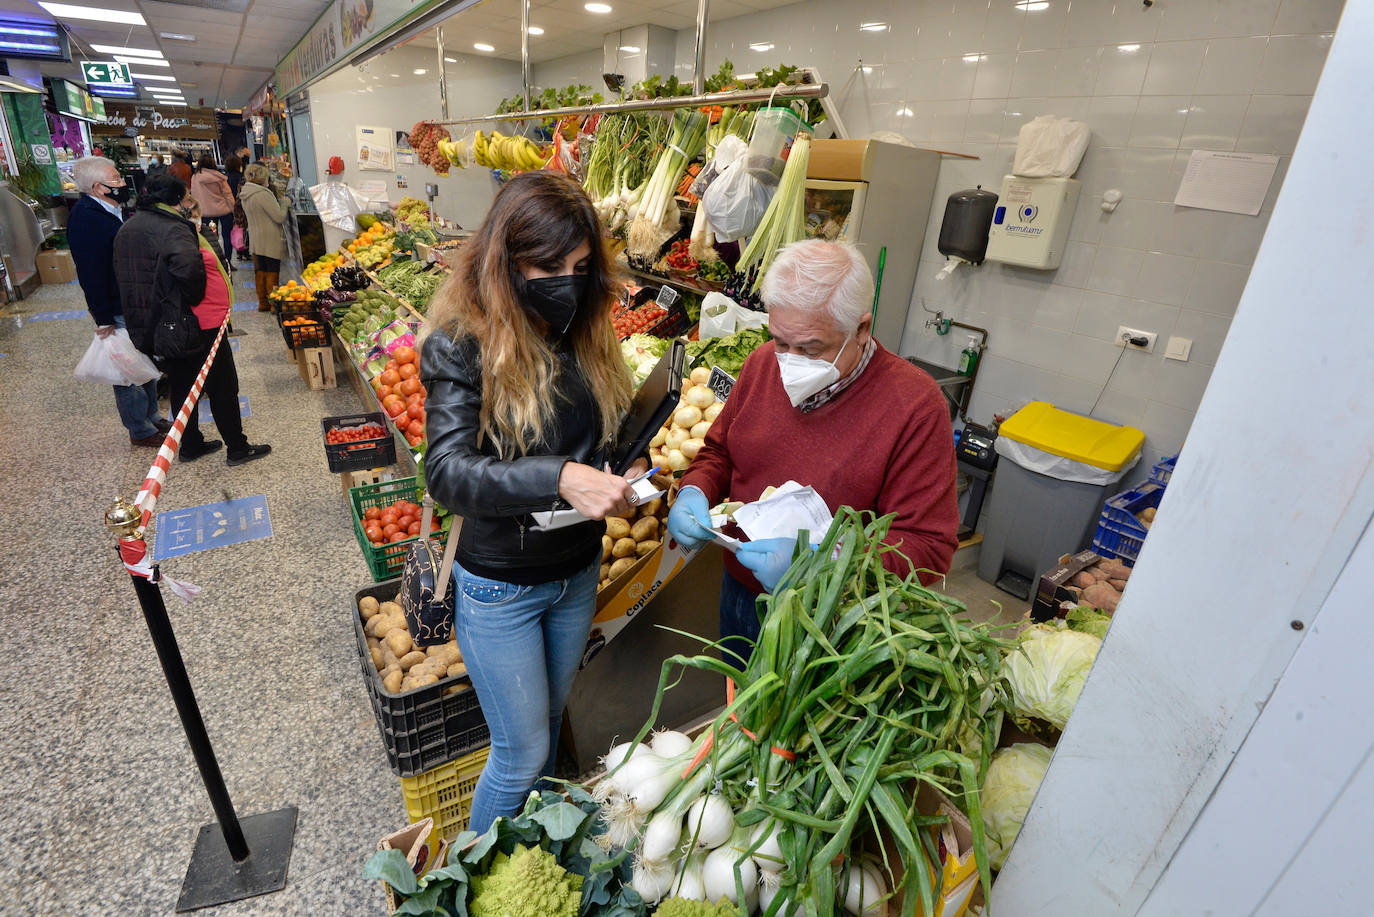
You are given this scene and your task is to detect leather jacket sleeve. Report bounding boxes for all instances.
[421,330,570,519]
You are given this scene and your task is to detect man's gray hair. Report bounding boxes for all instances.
[73,155,117,194]
[759,239,875,333]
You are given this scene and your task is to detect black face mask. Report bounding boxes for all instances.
[101,182,131,204]
[517,273,589,335]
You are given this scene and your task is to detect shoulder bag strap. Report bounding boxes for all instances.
[419,492,463,596]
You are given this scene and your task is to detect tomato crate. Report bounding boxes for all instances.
[347,477,453,581]
[399,747,490,840]
[282,316,331,351]
[322,411,396,473]
[1090,482,1164,568]
[353,580,489,777]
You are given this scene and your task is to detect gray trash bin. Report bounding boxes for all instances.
[975,403,1143,599]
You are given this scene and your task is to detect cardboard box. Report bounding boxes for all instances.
[297,345,337,390]
[580,538,700,668]
[35,249,76,284]
[374,817,449,916]
[1031,549,1101,621]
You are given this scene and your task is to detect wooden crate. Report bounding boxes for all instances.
[297,346,336,390]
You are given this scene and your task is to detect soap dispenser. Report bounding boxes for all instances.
[958,335,981,376]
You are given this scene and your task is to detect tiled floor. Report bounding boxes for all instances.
[0,274,1026,915]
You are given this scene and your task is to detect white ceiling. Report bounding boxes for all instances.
[0,0,329,108]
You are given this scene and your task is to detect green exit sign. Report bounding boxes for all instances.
[81,61,133,87]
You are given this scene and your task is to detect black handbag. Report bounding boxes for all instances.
[401,494,462,647]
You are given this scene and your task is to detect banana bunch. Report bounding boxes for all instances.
[435,137,470,168]
[473,130,548,172]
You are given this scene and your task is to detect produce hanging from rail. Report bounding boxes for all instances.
[409,121,452,175]
[627,108,710,263]
[733,132,812,300]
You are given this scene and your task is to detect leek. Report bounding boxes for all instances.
[736,132,812,292]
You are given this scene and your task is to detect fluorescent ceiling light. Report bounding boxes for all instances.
[413,68,427,75]
[38,3,145,25]
[584,3,613,13]
[158,101,187,106]
[148,86,181,93]
[860,22,888,32]
[118,56,169,67]
[444,56,456,62]
[619,45,641,53]
[1117,43,1140,52]
[897,107,913,117]
[1014,1,1050,10]
[180,82,197,88]
[749,42,774,52]
[132,72,176,81]
[963,53,986,62]
[527,25,544,35]
[473,42,494,52]
[159,31,195,41]
[91,43,162,58]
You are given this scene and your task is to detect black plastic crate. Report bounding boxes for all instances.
[282,315,331,351]
[322,412,396,473]
[353,580,488,777]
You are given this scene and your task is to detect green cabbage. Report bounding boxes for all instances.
[1001,625,1102,731]
[622,333,670,386]
[1065,605,1112,640]
[981,742,1055,870]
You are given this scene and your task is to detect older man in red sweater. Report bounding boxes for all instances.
[669,239,959,657]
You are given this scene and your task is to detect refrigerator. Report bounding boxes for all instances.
[803,139,942,351]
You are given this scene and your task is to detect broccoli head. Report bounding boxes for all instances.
[469,845,583,917]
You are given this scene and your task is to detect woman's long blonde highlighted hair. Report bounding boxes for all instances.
[425,172,632,458]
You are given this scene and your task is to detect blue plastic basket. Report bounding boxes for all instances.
[1149,454,1178,488]
[1091,483,1164,567]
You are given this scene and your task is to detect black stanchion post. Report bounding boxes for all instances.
[105,498,297,912]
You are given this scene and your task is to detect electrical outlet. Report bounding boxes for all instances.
[1115,326,1157,352]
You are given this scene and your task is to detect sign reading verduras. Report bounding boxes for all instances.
[94,103,220,141]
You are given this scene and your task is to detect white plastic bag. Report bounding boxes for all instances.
[74,328,160,386]
[690,134,747,198]
[698,292,770,340]
[1013,115,1090,178]
[309,178,364,232]
[701,152,779,242]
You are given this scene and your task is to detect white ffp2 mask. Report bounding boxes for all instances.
[775,335,851,407]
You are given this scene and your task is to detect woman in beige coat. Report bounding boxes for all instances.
[239,163,289,311]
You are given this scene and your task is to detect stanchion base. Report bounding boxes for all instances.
[175,806,298,912]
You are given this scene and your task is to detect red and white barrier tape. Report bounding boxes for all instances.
[118,316,232,601]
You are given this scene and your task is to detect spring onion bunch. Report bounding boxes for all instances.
[627,108,710,260]
[588,113,665,235]
[735,133,812,294]
[599,508,1012,916]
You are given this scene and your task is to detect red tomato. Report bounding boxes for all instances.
[406,419,424,439]
[406,432,423,448]
[364,524,383,543]
[388,530,409,543]
[397,514,416,530]
[430,519,440,532]
[379,512,398,528]
[393,345,418,365]
[407,521,421,536]
[398,363,419,381]
[382,395,406,418]
[405,392,423,408]
[407,403,424,422]
[377,385,393,401]
[364,506,382,521]
[379,369,401,388]
[382,523,401,538]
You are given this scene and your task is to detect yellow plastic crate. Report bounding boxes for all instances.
[400,746,490,841]
[998,401,1144,471]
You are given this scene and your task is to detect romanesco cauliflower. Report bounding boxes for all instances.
[653,897,736,917]
[469,844,582,917]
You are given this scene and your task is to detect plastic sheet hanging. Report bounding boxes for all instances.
[309,179,366,233]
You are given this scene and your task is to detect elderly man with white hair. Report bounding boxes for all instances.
[67,155,168,446]
[668,239,959,656]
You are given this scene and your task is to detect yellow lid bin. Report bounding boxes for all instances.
[998,402,1145,472]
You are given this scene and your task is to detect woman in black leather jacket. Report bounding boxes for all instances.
[421,172,643,833]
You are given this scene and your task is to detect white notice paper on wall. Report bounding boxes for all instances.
[1173,150,1279,216]
[356,125,394,172]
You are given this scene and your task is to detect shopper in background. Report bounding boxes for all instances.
[67,155,168,447]
[190,154,235,257]
[224,157,251,266]
[145,153,167,179]
[224,155,244,198]
[421,171,641,835]
[667,239,960,662]
[235,144,252,165]
[167,150,192,186]
[114,174,269,465]
[239,162,287,312]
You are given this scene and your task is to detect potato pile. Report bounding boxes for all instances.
[359,594,469,696]
[1065,556,1132,612]
[599,473,676,592]
[649,367,724,473]
[1136,506,1157,530]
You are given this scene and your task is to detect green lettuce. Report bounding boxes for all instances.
[981,742,1055,870]
[1001,625,1102,732]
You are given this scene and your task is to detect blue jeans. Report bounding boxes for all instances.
[109,315,162,438]
[452,559,599,835]
[719,572,763,668]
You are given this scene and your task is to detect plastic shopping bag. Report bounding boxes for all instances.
[309,179,364,232]
[1013,115,1090,178]
[701,154,779,242]
[74,328,160,386]
[698,291,770,340]
[230,224,246,251]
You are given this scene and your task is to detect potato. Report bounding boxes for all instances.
[370,646,385,670]
[609,557,637,579]
[1141,506,1157,523]
[383,670,404,693]
[399,650,428,670]
[636,539,661,557]
[630,516,659,541]
[381,645,400,668]
[1081,582,1121,612]
[601,534,614,562]
[364,615,385,637]
[703,402,724,422]
[374,617,400,639]
[600,562,611,580]
[690,420,712,439]
[366,634,381,651]
[606,517,631,539]
[610,537,635,559]
[650,427,667,449]
[385,629,414,656]
[446,662,468,679]
[690,366,712,386]
[411,673,440,688]
[639,497,663,517]
[1109,578,1129,591]
[1071,571,1097,589]
[359,596,380,619]
[379,601,403,618]
[680,438,704,460]
[1098,558,1132,580]
[429,644,461,666]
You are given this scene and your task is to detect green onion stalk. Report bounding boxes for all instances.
[605,508,1013,916]
[627,108,710,260]
[736,132,812,294]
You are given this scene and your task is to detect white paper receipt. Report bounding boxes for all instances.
[732,481,834,543]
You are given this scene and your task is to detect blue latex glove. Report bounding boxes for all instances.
[666,486,714,551]
[735,536,801,592]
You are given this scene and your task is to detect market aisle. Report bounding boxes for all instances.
[0,274,397,915]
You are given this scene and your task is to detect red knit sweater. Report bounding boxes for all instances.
[682,341,960,590]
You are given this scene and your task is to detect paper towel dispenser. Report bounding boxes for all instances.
[938,186,1000,265]
[984,175,1081,270]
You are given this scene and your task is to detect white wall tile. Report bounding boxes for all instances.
[1101,198,1170,251]
[1170,310,1234,366]
[913,10,955,60]
[1154,206,1271,264]
[1129,95,1190,148]
[1056,239,1099,288]
[964,98,1004,142]
[1236,94,1311,154]
[1261,155,1290,211]
[1180,94,1250,151]
[1068,190,1110,243]
[1011,49,1058,97]
[1061,0,1118,48]
[1086,244,1147,297]
[1050,46,1102,96]
[1084,96,1138,147]
[1102,347,1164,400]
[1075,291,1180,345]
[1019,1,1068,52]
[1195,37,1269,95]
[949,0,992,54]
[1095,43,1152,95]
[1115,147,1180,201]
[971,51,1016,98]
[936,55,980,99]
[1184,260,1252,316]
[1273,0,1346,34]
[902,57,944,98]
[1155,0,1282,42]
[1139,398,1195,458]
[1133,252,1196,307]
[981,1,1026,53]
[927,98,970,141]
[1141,39,1207,95]
[1256,34,1333,95]
[1091,389,1150,428]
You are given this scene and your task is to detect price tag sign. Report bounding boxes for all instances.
[81,61,132,87]
[655,284,681,309]
[707,366,736,402]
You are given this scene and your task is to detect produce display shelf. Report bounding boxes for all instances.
[624,264,723,298]
[331,334,417,476]
[363,268,429,325]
